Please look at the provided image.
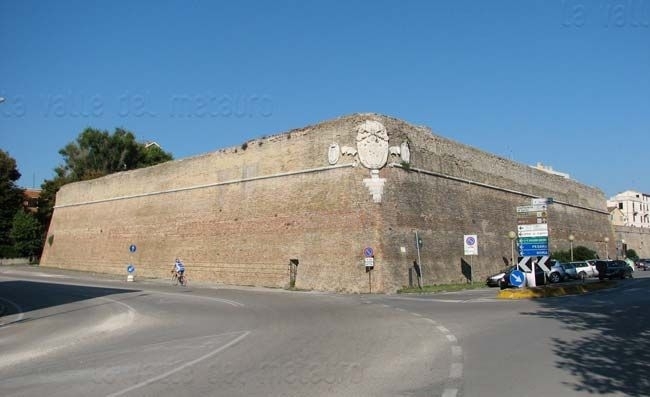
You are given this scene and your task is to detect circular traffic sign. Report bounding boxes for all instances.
[127,264,135,273]
[465,236,476,246]
[129,244,137,253]
[509,269,525,287]
[363,247,374,258]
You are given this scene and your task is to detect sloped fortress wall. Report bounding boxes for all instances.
[41,114,612,292]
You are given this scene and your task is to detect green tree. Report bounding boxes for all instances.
[626,249,639,262]
[38,128,173,233]
[551,245,598,262]
[0,149,24,249]
[10,211,42,259]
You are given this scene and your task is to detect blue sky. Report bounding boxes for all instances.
[1,0,648,198]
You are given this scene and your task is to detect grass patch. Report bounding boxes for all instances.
[398,282,488,294]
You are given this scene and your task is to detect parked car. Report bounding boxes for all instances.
[559,262,577,279]
[568,261,598,280]
[486,266,513,287]
[594,260,633,280]
[547,260,568,283]
[637,258,650,271]
[500,266,547,289]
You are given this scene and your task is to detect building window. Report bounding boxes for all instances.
[619,203,623,210]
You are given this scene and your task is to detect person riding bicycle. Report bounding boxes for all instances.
[172,258,185,280]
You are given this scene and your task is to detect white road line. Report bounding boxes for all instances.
[436,325,450,334]
[451,345,462,358]
[152,290,244,307]
[106,330,250,397]
[442,388,458,397]
[423,318,438,325]
[449,363,463,378]
[410,312,422,317]
[446,334,457,343]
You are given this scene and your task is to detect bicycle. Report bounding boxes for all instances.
[171,271,188,286]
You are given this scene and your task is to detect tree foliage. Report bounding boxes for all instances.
[551,245,598,262]
[10,210,42,258]
[39,128,173,233]
[0,149,24,247]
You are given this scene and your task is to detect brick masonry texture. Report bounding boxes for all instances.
[40,113,614,293]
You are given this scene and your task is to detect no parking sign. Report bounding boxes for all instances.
[464,235,478,256]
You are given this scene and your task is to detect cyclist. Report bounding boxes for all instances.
[172,258,185,283]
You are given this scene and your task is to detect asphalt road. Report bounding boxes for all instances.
[1,266,649,397]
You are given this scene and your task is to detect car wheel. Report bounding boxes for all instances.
[549,272,561,283]
[578,271,587,281]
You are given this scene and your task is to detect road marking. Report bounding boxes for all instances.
[449,363,463,378]
[451,345,462,358]
[106,330,250,397]
[410,312,422,317]
[442,388,458,397]
[436,325,450,334]
[446,334,457,343]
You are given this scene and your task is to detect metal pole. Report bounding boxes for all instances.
[511,239,515,269]
[415,230,423,287]
[368,269,372,293]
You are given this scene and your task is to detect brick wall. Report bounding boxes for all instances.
[41,113,614,292]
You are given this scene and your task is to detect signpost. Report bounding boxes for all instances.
[516,200,552,286]
[126,264,135,282]
[364,247,374,293]
[414,231,423,288]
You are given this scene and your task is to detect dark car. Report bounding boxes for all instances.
[594,260,633,280]
[486,266,514,287]
[636,259,650,271]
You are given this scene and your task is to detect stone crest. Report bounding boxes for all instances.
[356,120,389,169]
[325,119,411,203]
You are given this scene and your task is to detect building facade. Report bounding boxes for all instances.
[607,190,650,229]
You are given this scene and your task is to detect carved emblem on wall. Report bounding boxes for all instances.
[356,120,389,169]
[325,119,411,203]
[328,143,340,165]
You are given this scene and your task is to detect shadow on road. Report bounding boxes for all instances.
[0,280,140,318]
[522,278,650,397]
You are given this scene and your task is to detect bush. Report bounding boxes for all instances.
[0,245,19,258]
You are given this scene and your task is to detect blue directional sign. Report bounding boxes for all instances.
[509,269,525,287]
[519,243,549,251]
[129,244,137,253]
[127,264,135,273]
[519,248,549,256]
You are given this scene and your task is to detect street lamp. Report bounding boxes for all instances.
[508,231,517,268]
[569,234,575,261]
[604,237,610,259]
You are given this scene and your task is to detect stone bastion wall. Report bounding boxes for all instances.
[40,113,613,292]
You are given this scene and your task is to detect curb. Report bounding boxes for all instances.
[497,280,617,299]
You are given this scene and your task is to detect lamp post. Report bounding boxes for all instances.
[604,237,610,259]
[569,234,575,261]
[508,231,517,269]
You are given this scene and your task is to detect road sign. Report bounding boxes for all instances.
[363,247,373,258]
[509,269,525,287]
[519,236,549,244]
[364,257,374,268]
[517,217,547,225]
[517,230,550,238]
[519,242,548,250]
[129,244,137,253]
[517,204,547,213]
[519,248,549,256]
[517,224,548,232]
[127,264,135,273]
[464,234,478,256]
